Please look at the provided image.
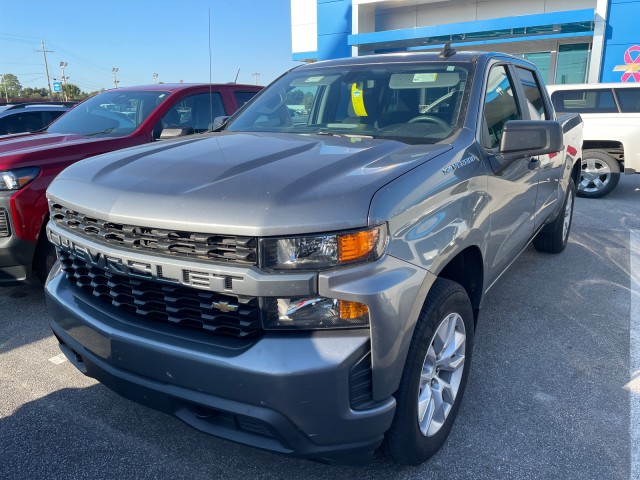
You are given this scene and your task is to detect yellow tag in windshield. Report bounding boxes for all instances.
[351,83,368,117]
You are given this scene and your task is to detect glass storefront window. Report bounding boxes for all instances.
[523,52,551,84]
[555,43,591,84]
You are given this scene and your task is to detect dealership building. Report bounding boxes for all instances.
[291,0,640,84]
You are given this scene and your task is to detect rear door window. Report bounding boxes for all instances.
[551,89,618,113]
[515,67,549,120]
[614,88,640,112]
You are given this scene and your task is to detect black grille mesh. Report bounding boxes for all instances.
[0,209,9,238]
[50,203,257,264]
[59,250,263,338]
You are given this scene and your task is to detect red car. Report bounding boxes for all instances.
[0,83,261,284]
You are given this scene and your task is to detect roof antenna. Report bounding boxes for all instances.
[439,41,456,58]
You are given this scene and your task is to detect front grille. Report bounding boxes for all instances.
[0,209,9,238]
[50,203,257,265]
[59,250,263,338]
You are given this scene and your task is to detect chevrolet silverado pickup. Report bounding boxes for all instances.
[44,50,582,465]
[0,83,260,284]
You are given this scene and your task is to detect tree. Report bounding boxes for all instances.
[303,92,315,110]
[21,87,49,98]
[286,89,304,105]
[62,83,83,100]
[0,73,21,99]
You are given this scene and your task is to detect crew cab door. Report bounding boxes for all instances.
[481,64,539,279]
[513,66,561,230]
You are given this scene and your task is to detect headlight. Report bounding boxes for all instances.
[0,167,40,191]
[261,225,386,270]
[262,297,369,330]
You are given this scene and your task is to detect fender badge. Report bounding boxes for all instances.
[442,156,478,175]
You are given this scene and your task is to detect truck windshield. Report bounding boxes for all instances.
[47,90,171,137]
[226,62,470,144]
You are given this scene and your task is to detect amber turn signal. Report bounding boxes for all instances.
[339,300,369,320]
[338,228,380,263]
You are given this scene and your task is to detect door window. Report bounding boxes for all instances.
[483,66,521,149]
[516,68,549,120]
[614,88,640,112]
[159,92,225,133]
[550,89,617,113]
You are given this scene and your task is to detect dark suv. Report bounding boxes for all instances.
[0,102,76,135]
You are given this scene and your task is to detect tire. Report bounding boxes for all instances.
[33,232,57,284]
[385,278,474,465]
[577,150,620,198]
[533,178,575,254]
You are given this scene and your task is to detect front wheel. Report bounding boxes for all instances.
[577,150,620,198]
[385,278,474,465]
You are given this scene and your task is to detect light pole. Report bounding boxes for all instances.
[112,67,119,88]
[152,72,159,84]
[60,62,68,101]
[253,72,260,85]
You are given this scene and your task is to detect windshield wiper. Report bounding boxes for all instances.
[85,128,114,137]
[315,129,373,139]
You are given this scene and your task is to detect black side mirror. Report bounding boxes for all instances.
[499,120,563,156]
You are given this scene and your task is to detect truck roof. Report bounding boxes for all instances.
[300,50,520,69]
[96,83,261,93]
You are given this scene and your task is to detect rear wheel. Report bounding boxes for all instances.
[385,278,474,465]
[577,150,620,198]
[533,178,575,254]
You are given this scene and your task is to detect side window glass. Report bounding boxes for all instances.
[160,92,225,134]
[516,67,548,120]
[551,89,617,113]
[483,66,521,149]
[234,91,258,108]
[614,88,640,112]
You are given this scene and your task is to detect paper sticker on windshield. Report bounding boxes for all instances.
[413,73,438,83]
[305,76,324,83]
[351,83,368,117]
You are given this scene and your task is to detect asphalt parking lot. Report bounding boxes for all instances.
[1,175,639,480]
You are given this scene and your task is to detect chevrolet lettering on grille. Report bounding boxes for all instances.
[48,228,239,292]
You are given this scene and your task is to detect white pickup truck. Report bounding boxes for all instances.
[548,82,640,198]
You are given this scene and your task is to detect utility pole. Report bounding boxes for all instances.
[152,72,158,84]
[253,72,260,85]
[112,67,119,88]
[36,39,54,101]
[0,74,9,102]
[60,62,68,101]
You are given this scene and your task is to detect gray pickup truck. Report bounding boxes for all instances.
[44,50,582,466]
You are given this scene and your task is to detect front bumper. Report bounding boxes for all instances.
[46,265,398,464]
[0,194,36,285]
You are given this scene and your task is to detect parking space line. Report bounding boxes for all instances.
[630,230,640,480]
[48,353,67,365]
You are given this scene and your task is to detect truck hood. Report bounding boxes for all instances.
[0,132,90,155]
[48,132,452,236]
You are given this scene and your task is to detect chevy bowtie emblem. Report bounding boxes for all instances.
[614,45,640,82]
[212,301,239,313]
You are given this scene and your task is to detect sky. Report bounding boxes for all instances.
[0,0,299,92]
